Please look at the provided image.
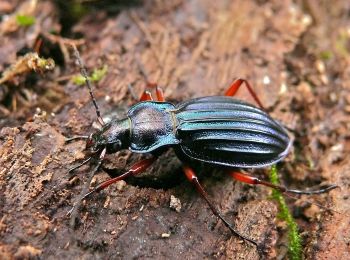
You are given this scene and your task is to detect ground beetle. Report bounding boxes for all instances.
[67,45,337,251]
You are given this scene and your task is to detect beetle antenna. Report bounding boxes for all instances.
[71,44,105,126]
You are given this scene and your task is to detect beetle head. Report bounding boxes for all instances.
[85,118,129,154]
[85,132,106,154]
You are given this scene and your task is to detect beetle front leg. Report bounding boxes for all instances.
[225,78,265,110]
[92,156,157,192]
[229,171,338,195]
[68,156,158,217]
[183,166,261,251]
[69,148,107,227]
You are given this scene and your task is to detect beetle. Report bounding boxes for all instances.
[67,46,337,251]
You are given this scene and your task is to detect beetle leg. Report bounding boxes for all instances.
[68,157,92,173]
[128,84,153,102]
[225,78,265,110]
[155,86,165,101]
[139,90,154,101]
[90,156,157,193]
[139,85,165,102]
[142,82,165,102]
[136,58,165,102]
[68,156,158,218]
[229,171,338,195]
[183,166,261,250]
[131,81,165,102]
[136,84,165,102]
[147,83,165,102]
[69,148,107,227]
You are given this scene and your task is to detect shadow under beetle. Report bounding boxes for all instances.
[67,45,337,251]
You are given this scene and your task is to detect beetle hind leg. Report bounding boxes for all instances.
[183,166,262,251]
[229,171,338,195]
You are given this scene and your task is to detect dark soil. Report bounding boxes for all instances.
[1,1,350,259]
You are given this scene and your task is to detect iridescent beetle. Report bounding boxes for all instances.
[67,45,337,251]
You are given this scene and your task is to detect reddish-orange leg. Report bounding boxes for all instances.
[135,58,165,102]
[183,166,261,250]
[225,78,265,110]
[229,171,338,195]
[139,90,154,101]
[154,85,165,101]
[139,82,165,102]
[68,156,158,216]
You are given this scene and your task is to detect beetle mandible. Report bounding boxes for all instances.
[67,45,337,250]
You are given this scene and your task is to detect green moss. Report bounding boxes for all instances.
[269,165,302,260]
[16,15,36,27]
[72,65,108,85]
[335,31,350,57]
[319,50,333,61]
[70,2,88,19]
[90,65,108,82]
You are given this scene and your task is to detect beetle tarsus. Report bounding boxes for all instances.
[229,171,339,196]
[68,157,92,173]
[184,166,261,251]
[68,148,106,227]
[66,204,76,217]
[287,184,339,195]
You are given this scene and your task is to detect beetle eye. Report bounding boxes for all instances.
[111,140,122,151]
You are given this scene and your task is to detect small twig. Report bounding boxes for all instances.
[43,33,85,62]
[43,32,85,46]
